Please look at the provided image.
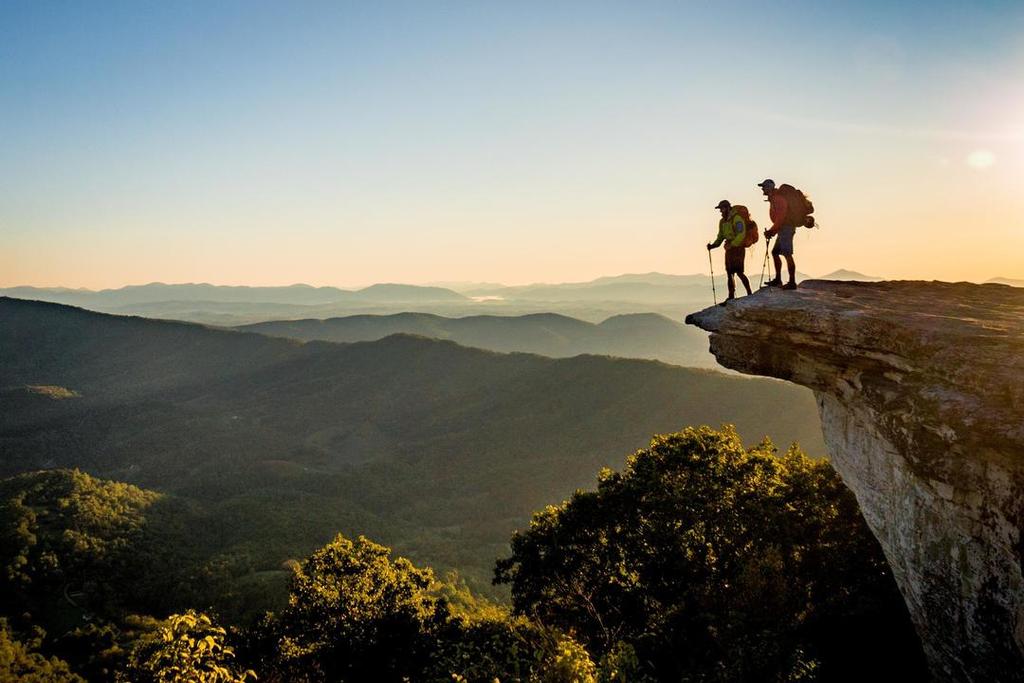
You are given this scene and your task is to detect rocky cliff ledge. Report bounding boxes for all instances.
[686,280,1024,682]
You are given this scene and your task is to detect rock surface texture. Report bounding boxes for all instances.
[686,280,1024,683]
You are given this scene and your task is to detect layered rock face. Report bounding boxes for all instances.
[686,280,1024,682]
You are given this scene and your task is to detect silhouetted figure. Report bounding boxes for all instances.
[707,200,752,305]
[759,179,814,290]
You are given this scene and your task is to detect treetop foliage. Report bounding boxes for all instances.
[495,425,919,681]
[266,533,443,679]
[0,469,160,591]
[0,618,84,683]
[120,611,255,683]
[0,428,925,682]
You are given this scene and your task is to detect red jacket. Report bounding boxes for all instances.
[766,192,789,235]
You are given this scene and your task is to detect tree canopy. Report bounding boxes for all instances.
[0,618,84,683]
[257,533,444,681]
[121,611,255,683]
[0,428,926,682]
[495,425,924,681]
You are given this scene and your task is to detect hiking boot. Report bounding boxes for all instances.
[782,281,797,290]
[765,278,782,287]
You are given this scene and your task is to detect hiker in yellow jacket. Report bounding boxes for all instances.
[707,200,752,304]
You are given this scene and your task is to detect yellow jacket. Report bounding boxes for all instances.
[710,210,746,249]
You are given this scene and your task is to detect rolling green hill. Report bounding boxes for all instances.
[0,296,825,600]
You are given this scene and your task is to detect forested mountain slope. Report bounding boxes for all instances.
[1,296,825,594]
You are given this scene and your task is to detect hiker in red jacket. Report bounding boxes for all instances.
[758,179,798,289]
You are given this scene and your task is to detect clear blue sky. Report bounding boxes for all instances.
[2,1,1022,287]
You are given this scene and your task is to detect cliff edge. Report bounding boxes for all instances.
[687,280,1024,682]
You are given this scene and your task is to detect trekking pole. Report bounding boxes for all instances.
[708,249,717,305]
[759,237,770,288]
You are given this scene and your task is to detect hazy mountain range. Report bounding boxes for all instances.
[987,276,1024,287]
[5,272,900,371]
[0,270,898,325]
[0,281,468,308]
[238,311,717,368]
[0,296,824,595]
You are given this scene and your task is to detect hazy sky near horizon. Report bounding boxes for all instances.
[2,1,1023,288]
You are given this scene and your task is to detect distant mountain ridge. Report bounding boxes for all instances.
[2,271,934,326]
[818,269,883,281]
[237,311,715,367]
[986,277,1024,287]
[0,281,467,307]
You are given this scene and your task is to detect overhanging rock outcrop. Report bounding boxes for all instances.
[686,280,1024,682]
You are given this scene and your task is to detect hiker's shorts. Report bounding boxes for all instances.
[725,247,745,275]
[771,225,795,257]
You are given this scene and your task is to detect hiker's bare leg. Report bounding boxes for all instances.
[785,256,796,284]
[772,253,783,282]
[727,273,736,299]
[737,273,752,296]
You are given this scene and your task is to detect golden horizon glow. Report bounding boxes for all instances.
[2,3,1023,290]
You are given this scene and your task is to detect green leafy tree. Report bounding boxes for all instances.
[0,469,226,633]
[121,611,255,683]
[495,425,922,681]
[0,618,84,682]
[427,604,607,683]
[254,533,445,682]
[52,615,167,682]
[544,635,597,683]
[0,470,159,590]
[248,533,616,683]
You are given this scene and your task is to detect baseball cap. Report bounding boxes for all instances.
[714,200,731,209]
[757,178,776,188]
